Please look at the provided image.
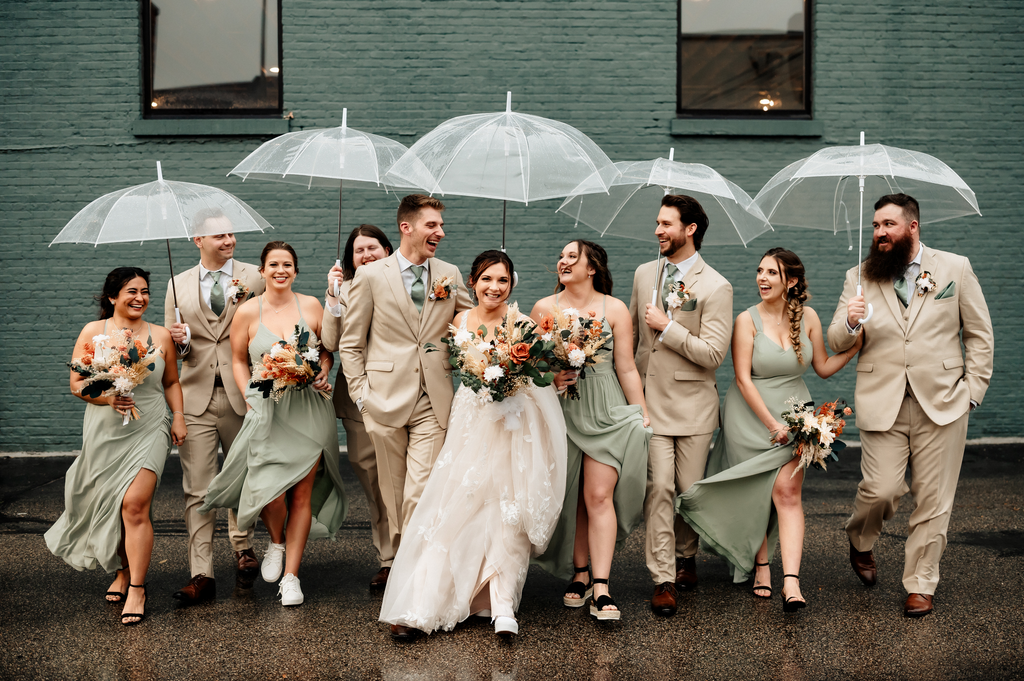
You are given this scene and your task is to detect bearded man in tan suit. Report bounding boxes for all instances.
[629,194,733,616]
[828,193,993,618]
[338,195,472,639]
[164,209,265,604]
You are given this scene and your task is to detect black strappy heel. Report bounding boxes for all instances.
[752,561,772,599]
[563,564,593,608]
[121,583,147,626]
[589,578,621,621]
[105,567,129,604]
[782,574,807,613]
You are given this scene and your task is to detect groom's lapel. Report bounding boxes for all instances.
[382,256,418,336]
[876,277,906,333]
[906,248,935,332]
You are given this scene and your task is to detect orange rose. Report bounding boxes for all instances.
[539,314,554,333]
[566,343,580,353]
[134,340,147,354]
[81,356,92,366]
[434,283,449,299]
[587,309,597,318]
[843,407,852,416]
[83,341,94,354]
[510,342,531,365]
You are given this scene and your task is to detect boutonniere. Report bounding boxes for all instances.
[226,279,250,304]
[666,281,692,310]
[429,275,456,301]
[914,271,936,297]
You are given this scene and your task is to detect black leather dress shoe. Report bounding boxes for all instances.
[675,556,698,591]
[173,574,216,604]
[849,541,877,586]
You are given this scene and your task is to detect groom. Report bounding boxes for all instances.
[828,193,993,617]
[630,194,733,616]
[338,194,471,639]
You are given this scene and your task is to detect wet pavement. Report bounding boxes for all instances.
[1,444,1022,680]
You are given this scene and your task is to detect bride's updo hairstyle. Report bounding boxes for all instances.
[260,240,300,274]
[763,247,810,365]
[555,239,613,296]
[468,250,515,302]
[97,266,150,320]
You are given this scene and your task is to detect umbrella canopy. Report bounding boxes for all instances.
[51,162,272,320]
[383,92,618,248]
[556,151,773,247]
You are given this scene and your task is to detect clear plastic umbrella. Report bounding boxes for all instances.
[383,92,618,250]
[51,162,272,323]
[557,149,773,304]
[229,108,411,295]
[754,132,981,323]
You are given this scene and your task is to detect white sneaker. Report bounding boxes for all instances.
[278,573,303,606]
[261,541,285,582]
[494,616,518,636]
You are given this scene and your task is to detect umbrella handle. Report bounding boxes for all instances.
[856,285,873,324]
[175,307,181,324]
[333,259,342,298]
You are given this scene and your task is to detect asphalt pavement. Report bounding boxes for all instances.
[1,444,1022,680]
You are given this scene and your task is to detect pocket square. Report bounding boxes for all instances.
[680,298,698,312]
[935,281,955,300]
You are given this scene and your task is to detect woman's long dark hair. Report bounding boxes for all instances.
[763,248,810,365]
[555,239,613,296]
[97,267,150,320]
[342,224,393,280]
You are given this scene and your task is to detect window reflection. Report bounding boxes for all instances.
[144,0,281,116]
[678,0,808,116]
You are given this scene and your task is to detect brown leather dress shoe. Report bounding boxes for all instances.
[235,549,259,576]
[651,582,678,616]
[904,593,934,617]
[675,556,698,591]
[389,624,418,641]
[849,541,877,586]
[370,567,391,590]
[173,574,215,604]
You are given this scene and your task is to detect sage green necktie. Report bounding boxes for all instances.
[894,275,909,308]
[210,271,225,316]
[661,263,679,306]
[410,265,425,313]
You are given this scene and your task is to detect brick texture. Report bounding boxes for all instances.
[1,0,1021,450]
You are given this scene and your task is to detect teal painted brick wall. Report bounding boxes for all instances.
[1,0,1021,450]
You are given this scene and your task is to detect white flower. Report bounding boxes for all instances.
[667,296,684,310]
[568,348,587,368]
[454,329,474,346]
[269,343,288,358]
[226,285,240,299]
[92,334,110,345]
[562,307,580,320]
[818,426,836,447]
[541,332,552,341]
[801,412,818,432]
[475,387,494,404]
[484,365,505,382]
[302,347,319,362]
[476,341,493,354]
[112,376,134,394]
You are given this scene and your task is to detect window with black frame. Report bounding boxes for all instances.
[142,0,282,117]
[677,0,810,118]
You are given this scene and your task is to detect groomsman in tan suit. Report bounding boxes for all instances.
[630,194,733,617]
[828,193,993,618]
[338,195,472,638]
[164,208,265,604]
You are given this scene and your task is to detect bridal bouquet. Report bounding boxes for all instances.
[68,327,160,426]
[777,397,853,476]
[427,303,555,403]
[249,324,331,402]
[542,307,610,400]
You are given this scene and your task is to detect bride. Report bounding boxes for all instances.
[379,250,567,639]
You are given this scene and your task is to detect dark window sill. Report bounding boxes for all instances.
[670,118,823,137]
[132,118,290,137]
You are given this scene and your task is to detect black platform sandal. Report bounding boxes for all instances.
[782,574,807,613]
[105,567,129,604]
[563,564,593,608]
[589,578,621,621]
[752,561,772,599]
[121,583,147,626]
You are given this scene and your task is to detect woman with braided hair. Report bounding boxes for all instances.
[676,248,861,612]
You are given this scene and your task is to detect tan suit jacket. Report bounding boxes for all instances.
[321,278,361,422]
[827,246,994,431]
[338,253,472,429]
[629,255,733,436]
[164,261,265,416]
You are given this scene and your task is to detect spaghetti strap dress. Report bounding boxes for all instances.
[534,295,652,580]
[675,306,811,582]
[199,295,348,539]
[45,322,171,572]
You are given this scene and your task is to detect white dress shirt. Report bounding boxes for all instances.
[198,259,234,312]
[659,251,700,340]
[396,249,430,296]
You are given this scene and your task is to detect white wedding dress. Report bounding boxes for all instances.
[379,314,567,633]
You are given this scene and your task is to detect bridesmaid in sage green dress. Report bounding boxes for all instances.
[531,239,652,621]
[46,267,188,626]
[676,248,860,612]
[200,242,347,607]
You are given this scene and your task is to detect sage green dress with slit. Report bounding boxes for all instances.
[675,306,811,582]
[199,296,348,539]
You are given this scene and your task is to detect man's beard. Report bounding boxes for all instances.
[862,232,914,283]
[660,234,687,258]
